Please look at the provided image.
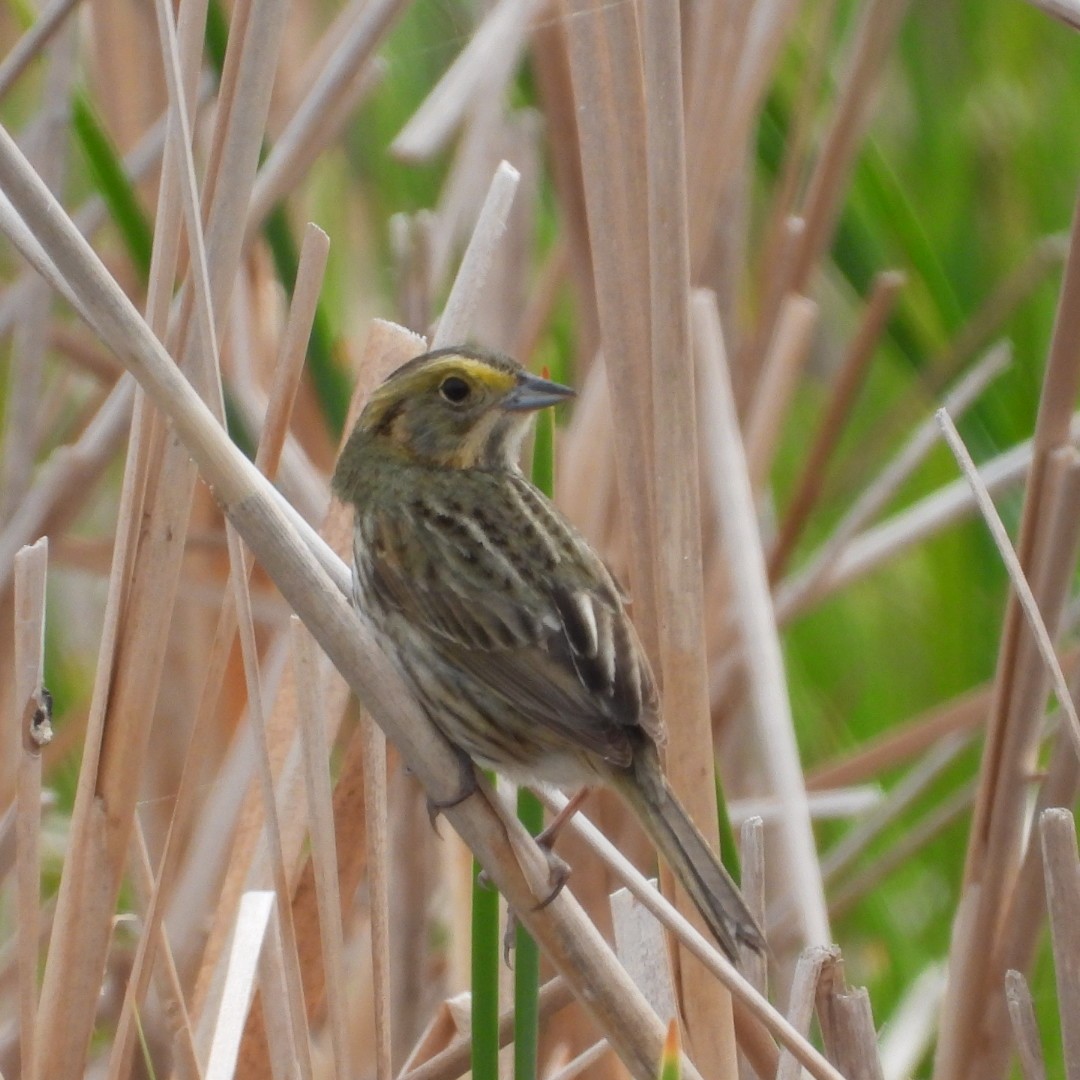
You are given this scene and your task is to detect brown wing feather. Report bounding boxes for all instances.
[356,471,661,763]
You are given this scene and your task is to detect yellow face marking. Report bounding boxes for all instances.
[420,356,517,395]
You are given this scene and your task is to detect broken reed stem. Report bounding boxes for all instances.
[776,946,838,1080]
[13,537,49,1080]
[693,289,831,952]
[1005,969,1047,1080]
[936,409,1080,761]
[398,979,576,1080]
[432,160,520,348]
[814,955,885,1080]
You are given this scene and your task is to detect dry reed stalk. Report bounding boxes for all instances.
[775,946,837,1080]
[769,269,906,580]
[12,538,49,1080]
[528,15,599,360]
[225,533,316,1080]
[546,1040,614,1080]
[788,0,912,297]
[786,417,1080,621]
[21,0,288,1069]
[744,293,819,492]
[1039,808,1080,1079]
[247,0,408,234]
[1018,0,1080,34]
[560,0,659,657]
[828,780,976,919]
[0,0,79,101]
[431,160,520,348]
[683,0,754,280]
[934,186,1080,1077]
[0,20,75,523]
[694,289,831,952]
[391,0,542,163]
[292,620,353,1080]
[738,817,767,997]
[984,702,1080,1075]
[358,705,392,1080]
[611,883,678,1020]
[641,5,736,1072]
[817,734,967,887]
[397,979,576,1080]
[774,341,1011,623]
[123,823,201,1080]
[1005,969,1047,1080]
[540,790,844,1080]
[877,964,946,1080]
[203,890,293,1078]
[223,326,412,1080]
[111,40,326,1080]
[814,953,885,1079]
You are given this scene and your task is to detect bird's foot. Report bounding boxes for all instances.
[426,748,478,832]
[500,847,572,966]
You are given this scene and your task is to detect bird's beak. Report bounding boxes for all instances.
[502,371,576,412]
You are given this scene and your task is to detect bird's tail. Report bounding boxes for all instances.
[610,749,767,961]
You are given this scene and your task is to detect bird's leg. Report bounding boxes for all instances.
[535,787,591,851]
[426,747,478,831]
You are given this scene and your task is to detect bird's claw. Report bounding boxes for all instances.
[425,749,478,833]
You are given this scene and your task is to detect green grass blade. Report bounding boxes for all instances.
[472,836,501,1080]
[71,96,153,279]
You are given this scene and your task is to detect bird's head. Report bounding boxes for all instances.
[335,347,575,477]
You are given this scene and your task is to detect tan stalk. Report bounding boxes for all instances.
[814,954,885,1079]
[774,341,1012,622]
[398,979,575,1080]
[560,0,659,659]
[693,289,831,951]
[744,293,819,492]
[0,0,79,100]
[1004,969,1047,1080]
[1039,808,1080,1079]
[776,946,838,1080]
[540,790,844,1080]
[788,0,913,296]
[769,269,906,579]
[933,218,1080,1076]
[12,538,49,1080]
[0,19,75,520]
[391,0,543,164]
[431,160,520,348]
[641,3,735,1073]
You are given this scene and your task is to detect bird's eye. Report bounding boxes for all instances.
[439,376,471,405]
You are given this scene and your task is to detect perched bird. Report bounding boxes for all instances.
[332,346,765,960]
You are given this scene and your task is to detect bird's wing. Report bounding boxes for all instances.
[358,477,661,765]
